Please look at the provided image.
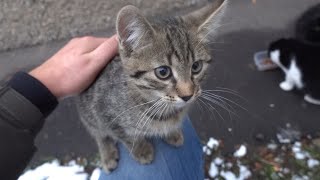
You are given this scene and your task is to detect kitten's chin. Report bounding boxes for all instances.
[174,101,187,109]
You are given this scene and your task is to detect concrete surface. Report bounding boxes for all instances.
[0,0,320,165]
[0,0,204,51]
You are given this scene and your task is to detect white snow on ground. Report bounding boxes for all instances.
[90,168,101,180]
[203,146,212,155]
[307,159,320,168]
[291,142,309,160]
[220,170,237,180]
[219,164,251,180]
[207,137,219,149]
[234,145,247,158]
[209,162,219,178]
[238,165,251,179]
[214,157,224,165]
[277,133,291,144]
[292,175,310,180]
[203,137,220,155]
[267,143,277,150]
[18,160,100,180]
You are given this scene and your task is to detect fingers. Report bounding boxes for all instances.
[89,35,119,70]
[61,36,108,54]
[80,37,108,53]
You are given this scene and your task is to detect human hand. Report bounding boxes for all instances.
[29,35,118,98]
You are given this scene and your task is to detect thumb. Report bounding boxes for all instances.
[90,35,119,69]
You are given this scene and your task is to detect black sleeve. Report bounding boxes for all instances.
[0,72,58,180]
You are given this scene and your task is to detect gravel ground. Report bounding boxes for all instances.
[0,0,204,51]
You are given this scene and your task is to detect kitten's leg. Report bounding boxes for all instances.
[164,129,184,147]
[121,136,154,164]
[96,136,119,174]
[280,75,294,91]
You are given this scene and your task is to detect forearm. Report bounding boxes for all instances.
[0,72,58,179]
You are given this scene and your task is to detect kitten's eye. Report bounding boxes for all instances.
[192,61,203,74]
[155,66,172,80]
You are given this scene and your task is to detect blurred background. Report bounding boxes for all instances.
[1,0,320,179]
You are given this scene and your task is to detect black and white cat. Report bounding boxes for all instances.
[268,38,320,105]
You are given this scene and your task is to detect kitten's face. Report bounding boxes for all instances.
[124,29,211,108]
[116,1,227,110]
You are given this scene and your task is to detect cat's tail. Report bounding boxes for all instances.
[295,3,320,44]
[304,94,320,105]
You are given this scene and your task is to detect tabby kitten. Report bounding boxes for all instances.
[77,0,227,173]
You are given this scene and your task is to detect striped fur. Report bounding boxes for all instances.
[76,0,227,173]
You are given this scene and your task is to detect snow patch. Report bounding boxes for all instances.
[207,137,219,149]
[291,142,310,160]
[203,146,212,155]
[220,171,237,180]
[209,162,219,178]
[307,159,320,168]
[277,133,291,144]
[214,157,224,165]
[267,143,277,150]
[19,160,100,180]
[234,145,247,158]
[238,165,252,180]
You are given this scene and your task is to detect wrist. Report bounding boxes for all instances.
[8,72,58,117]
[29,65,64,98]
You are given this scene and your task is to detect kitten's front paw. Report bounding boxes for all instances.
[165,130,184,147]
[101,145,119,174]
[132,140,154,164]
[280,81,294,91]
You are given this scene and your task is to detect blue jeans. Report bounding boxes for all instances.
[99,117,204,180]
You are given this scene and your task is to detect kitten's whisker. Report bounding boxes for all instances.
[202,92,248,112]
[215,87,239,94]
[202,95,237,116]
[201,94,239,117]
[197,98,217,120]
[203,89,247,101]
[196,100,205,114]
[135,101,163,144]
[136,100,161,128]
[202,92,237,113]
[131,99,161,153]
[144,103,167,136]
[199,98,226,122]
[141,101,164,131]
[206,48,225,52]
[109,99,158,126]
[134,100,161,136]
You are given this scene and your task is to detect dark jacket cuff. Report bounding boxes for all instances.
[8,72,58,117]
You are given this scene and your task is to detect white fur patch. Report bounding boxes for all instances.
[271,50,304,91]
[287,60,303,89]
[280,81,294,91]
[270,50,281,66]
[304,95,320,105]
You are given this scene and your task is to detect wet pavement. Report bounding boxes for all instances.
[0,0,319,165]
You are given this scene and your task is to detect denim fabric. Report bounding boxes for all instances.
[99,117,204,180]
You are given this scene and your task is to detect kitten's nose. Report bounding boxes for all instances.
[180,95,193,102]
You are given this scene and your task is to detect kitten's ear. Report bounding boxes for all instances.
[116,5,155,51]
[182,0,227,42]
